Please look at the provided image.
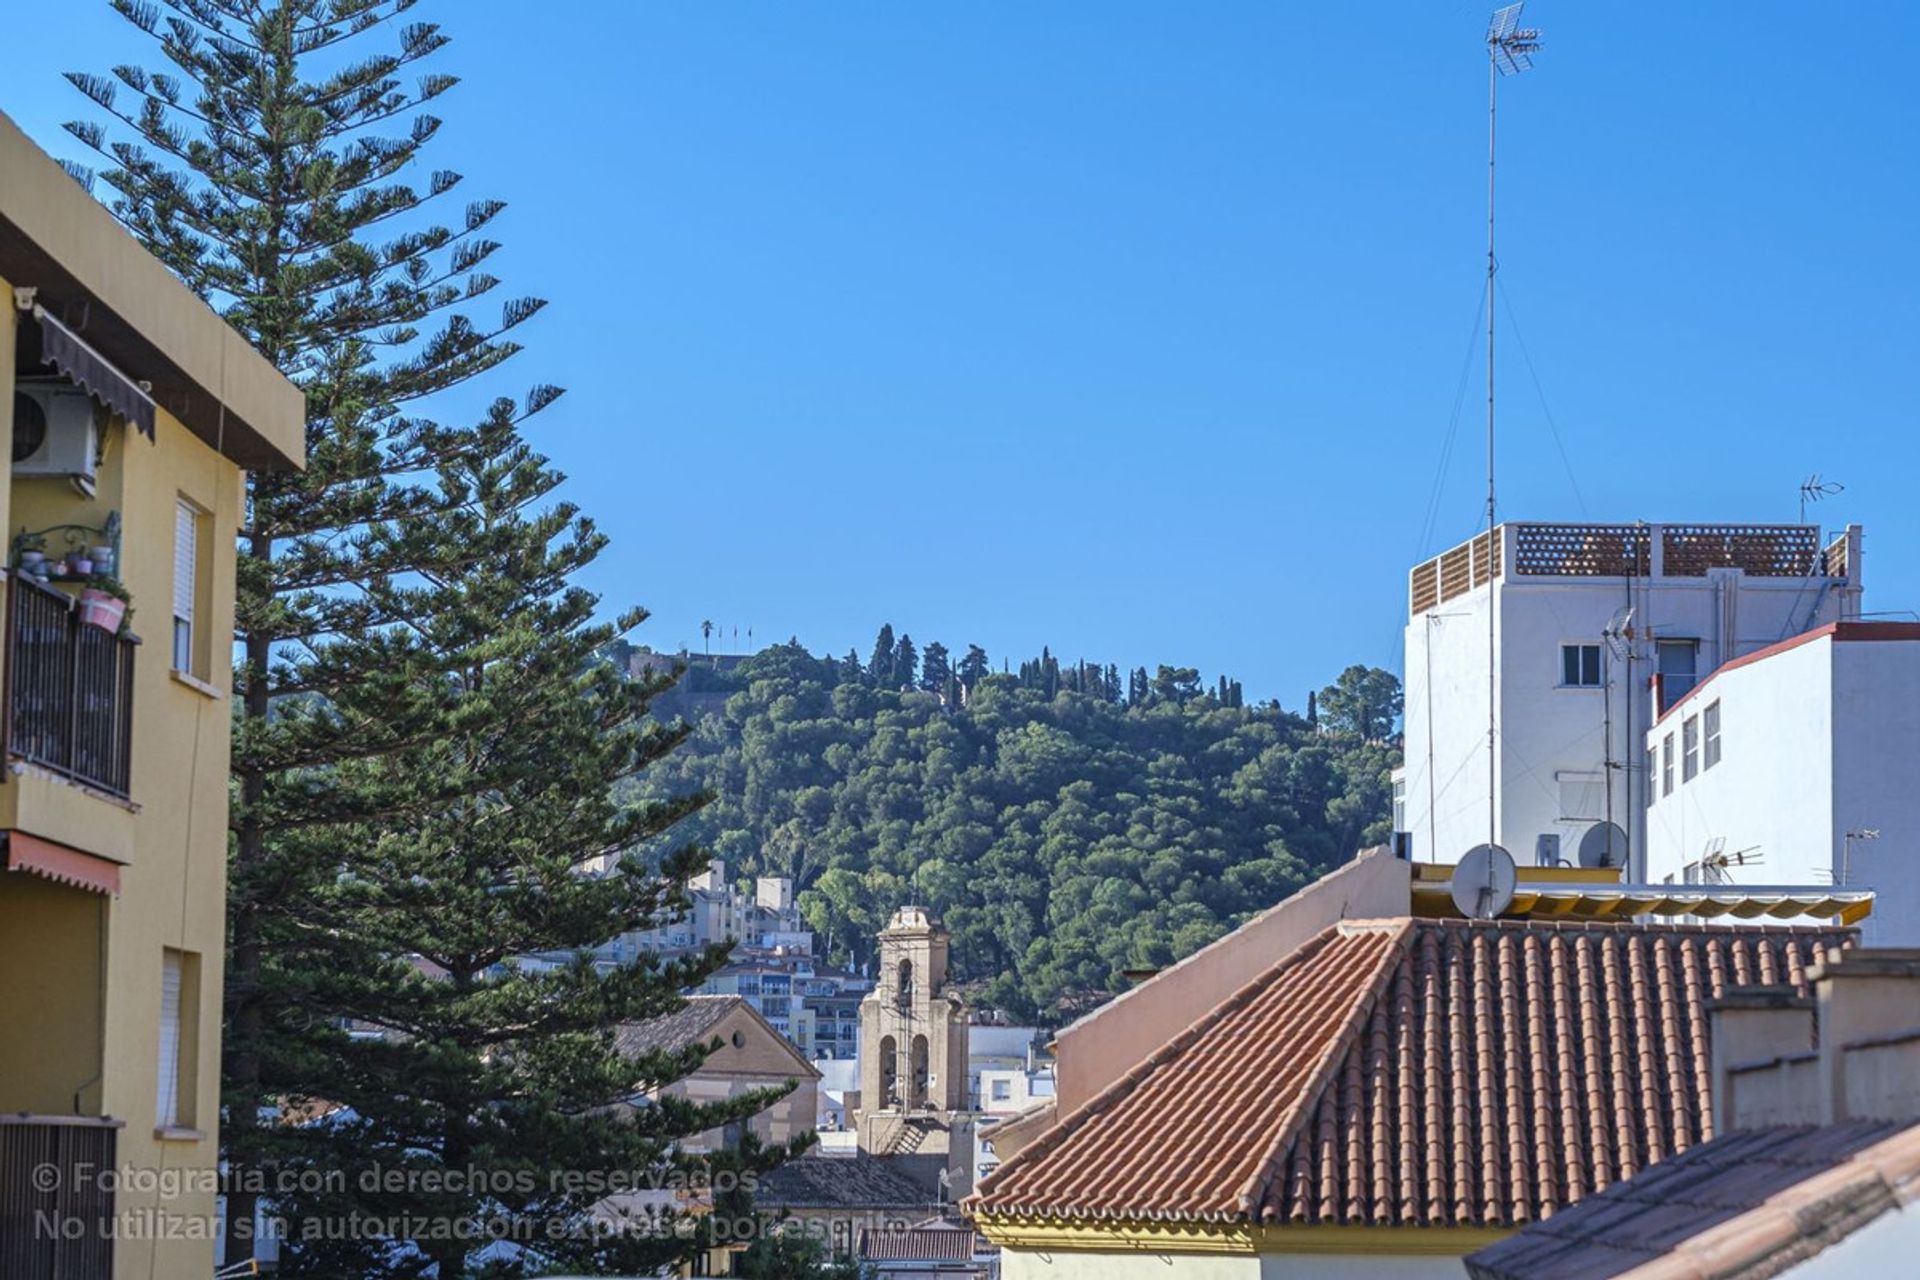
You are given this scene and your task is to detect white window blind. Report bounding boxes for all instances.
[158,950,184,1128]
[173,501,198,672]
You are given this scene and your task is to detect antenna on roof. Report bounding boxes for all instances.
[1601,605,1636,863]
[1799,474,1843,526]
[1481,4,1542,859]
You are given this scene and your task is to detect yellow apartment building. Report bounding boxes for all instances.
[0,109,304,1279]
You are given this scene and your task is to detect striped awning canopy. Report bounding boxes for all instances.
[1412,880,1874,926]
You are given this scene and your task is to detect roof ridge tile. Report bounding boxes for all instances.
[1236,918,1415,1217]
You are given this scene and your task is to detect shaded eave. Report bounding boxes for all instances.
[970,1213,1510,1257]
[0,109,303,472]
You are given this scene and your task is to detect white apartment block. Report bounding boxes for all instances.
[1397,521,1863,879]
[1645,621,1920,946]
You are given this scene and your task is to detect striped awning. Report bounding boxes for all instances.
[1413,881,1874,926]
[30,304,156,439]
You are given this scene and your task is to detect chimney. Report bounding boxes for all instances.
[1809,949,1920,1124]
[1706,985,1813,1133]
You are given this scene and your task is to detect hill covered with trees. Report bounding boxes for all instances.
[621,630,1402,1023]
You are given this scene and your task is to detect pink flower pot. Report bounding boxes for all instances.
[79,589,126,634]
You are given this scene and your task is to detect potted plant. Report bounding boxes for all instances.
[79,575,131,634]
[15,532,45,574]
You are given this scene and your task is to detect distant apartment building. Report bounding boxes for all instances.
[1645,621,1920,946]
[1397,520,1862,878]
[0,110,305,1280]
[606,858,807,957]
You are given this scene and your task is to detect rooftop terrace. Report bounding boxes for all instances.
[1410,522,1854,617]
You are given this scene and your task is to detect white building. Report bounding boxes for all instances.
[1397,521,1863,878]
[1644,621,1920,946]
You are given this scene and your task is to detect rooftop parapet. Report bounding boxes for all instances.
[1410,521,1856,616]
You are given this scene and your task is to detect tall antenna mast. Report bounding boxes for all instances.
[1483,4,1540,855]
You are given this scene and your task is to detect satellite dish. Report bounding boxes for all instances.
[1451,844,1518,920]
[1603,606,1636,660]
[1577,821,1629,870]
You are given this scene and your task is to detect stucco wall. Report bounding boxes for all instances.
[2,271,247,1279]
[1644,634,1835,891]
[0,874,105,1113]
[1829,641,1920,946]
[1642,631,1920,947]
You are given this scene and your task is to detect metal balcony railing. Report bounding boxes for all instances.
[5,575,137,799]
[0,1115,118,1280]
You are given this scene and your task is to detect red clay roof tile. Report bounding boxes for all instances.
[968,917,1852,1231]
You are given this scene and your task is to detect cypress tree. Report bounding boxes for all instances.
[919,640,951,694]
[892,632,918,690]
[958,643,989,692]
[70,4,792,1274]
[867,623,896,687]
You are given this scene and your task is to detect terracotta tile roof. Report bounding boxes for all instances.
[1465,1120,1920,1280]
[858,1224,980,1261]
[612,995,743,1058]
[968,918,1852,1230]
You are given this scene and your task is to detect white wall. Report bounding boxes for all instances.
[1001,1247,1465,1280]
[1830,641,1920,946]
[1645,632,1920,946]
[1644,636,1835,891]
[1403,527,1859,878]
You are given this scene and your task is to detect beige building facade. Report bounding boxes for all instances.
[0,108,304,1280]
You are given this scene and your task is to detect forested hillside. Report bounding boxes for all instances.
[620,631,1402,1023]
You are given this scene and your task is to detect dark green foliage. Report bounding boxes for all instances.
[628,634,1399,1023]
[920,641,951,695]
[70,3,787,1275]
[958,644,990,693]
[892,633,918,690]
[1317,664,1405,740]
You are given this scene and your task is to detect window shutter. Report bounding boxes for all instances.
[173,501,198,623]
[158,950,183,1127]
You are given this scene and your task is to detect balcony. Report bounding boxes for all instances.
[0,1115,117,1280]
[5,575,137,799]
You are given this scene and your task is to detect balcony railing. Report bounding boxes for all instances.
[5,575,137,799]
[0,1115,118,1280]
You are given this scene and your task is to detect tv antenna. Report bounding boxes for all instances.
[1481,4,1542,856]
[1451,843,1518,920]
[1701,838,1763,885]
[1799,474,1843,525]
[1601,605,1636,856]
[1841,828,1879,887]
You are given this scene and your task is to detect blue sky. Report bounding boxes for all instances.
[8,2,1916,704]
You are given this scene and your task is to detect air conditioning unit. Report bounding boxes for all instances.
[12,383,101,493]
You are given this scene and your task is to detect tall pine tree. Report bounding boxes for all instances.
[69,4,791,1274]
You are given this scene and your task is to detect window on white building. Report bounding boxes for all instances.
[1645,748,1658,807]
[991,1079,1012,1101]
[1657,639,1699,708]
[1560,643,1603,688]
[1662,734,1674,797]
[1682,716,1700,782]
[1703,701,1722,769]
[1392,777,1406,833]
